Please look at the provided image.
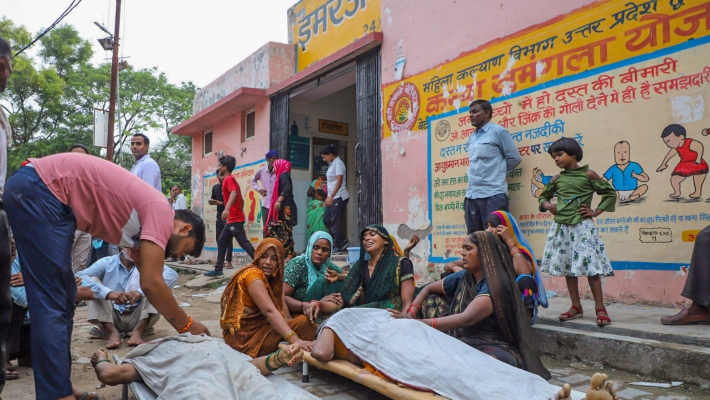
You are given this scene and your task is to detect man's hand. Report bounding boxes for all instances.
[127,291,142,305]
[187,319,211,336]
[107,291,129,304]
[221,209,230,221]
[325,196,334,207]
[259,189,267,197]
[10,272,23,287]
[208,199,216,205]
[75,275,83,287]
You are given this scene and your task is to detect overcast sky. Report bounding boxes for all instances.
[4,0,298,88]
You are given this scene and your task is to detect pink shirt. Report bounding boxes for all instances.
[30,153,174,259]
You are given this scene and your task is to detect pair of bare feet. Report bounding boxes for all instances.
[557,373,619,400]
[104,327,147,349]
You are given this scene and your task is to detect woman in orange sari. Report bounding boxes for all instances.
[221,238,317,358]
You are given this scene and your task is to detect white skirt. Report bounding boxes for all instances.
[541,219,614,277]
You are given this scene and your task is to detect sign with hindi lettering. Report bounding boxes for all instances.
[288,0,381,72]
[423,0,710,270]
[319,119,349,136]
[202,160,266,252]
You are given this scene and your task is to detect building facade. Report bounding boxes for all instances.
[174,0,710,306]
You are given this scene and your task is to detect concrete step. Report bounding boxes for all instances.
[534,297,710,386]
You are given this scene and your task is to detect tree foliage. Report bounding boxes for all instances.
[0,18,196,194]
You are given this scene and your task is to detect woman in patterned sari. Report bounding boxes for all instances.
[311,224,415,363]
[265,160,298,258]
[390,231,550,379]
[221,238,317,358]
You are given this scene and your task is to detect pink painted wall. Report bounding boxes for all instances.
[378,0,689,306]
[190,97,272,261]
[193,42,295,113]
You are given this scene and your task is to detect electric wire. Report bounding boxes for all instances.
[12,0,85,58]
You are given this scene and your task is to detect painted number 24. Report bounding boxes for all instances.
[363,19,381,35]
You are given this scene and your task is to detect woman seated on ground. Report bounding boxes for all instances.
[390,231,550,378]
[221,238,317,358]
[90,338,305,399]
[284,231,345,323]
[443,210,548,323]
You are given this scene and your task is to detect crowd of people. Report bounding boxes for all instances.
[1,34,707,400]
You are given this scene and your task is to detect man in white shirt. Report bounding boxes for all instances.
[250,150,278,226]
[320,144,350,252]
[79,250,178,349]
[170,185,188,210]
[129,133,162,192]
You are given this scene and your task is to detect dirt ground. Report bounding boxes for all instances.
[3,270,709,400]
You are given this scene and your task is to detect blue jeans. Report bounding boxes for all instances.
[464,194,509,234]
[4,166,77,399]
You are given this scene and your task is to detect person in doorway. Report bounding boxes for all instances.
[464,99,522,233]
[251,150,278,227]
[209,169,233,270]
[130,133,162,192]
[170,185,188,210]
[661,224,710,325]
[3,152,210,400]
[79,250,178,348]
[321,144,350,253]
[307,166,328,239]
[68,145,93,273]
[265,159,298,259]
[207,155,255,277]
[0,35,15,397]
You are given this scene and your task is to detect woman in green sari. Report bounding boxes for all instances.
[306,167,328,239]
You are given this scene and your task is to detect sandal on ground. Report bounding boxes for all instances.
[5,363,19,380]
[78,392,100,400]
[224,261,234,269]
[596,308,611,326]
[559,305,583,321]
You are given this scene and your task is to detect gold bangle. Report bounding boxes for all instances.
[284,330,296,342]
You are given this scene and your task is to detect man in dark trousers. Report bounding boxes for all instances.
[208,169,233,269]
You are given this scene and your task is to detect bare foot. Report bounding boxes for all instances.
[91,349,110,367]
[556,383,572,400]
[585,373,619,400]
[669,193,681,198]
[127,330,144,346]
[106,330,121,349]
[690,192,702,199]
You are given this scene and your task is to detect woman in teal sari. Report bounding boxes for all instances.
[306,167,328,239]
[284,231,345,322]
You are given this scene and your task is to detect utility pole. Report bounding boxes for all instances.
[106,0,122,162]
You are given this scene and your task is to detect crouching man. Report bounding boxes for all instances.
[79,250,178,348]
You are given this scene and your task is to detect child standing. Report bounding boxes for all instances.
[538,137,617,326]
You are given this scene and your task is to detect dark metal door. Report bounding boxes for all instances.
[355,49,383,233]
[270,92,289,160]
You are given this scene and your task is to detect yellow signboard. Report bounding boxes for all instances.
[202,160,266,252]
[288,0,381,72]
[420,0,710,271]
[384,0,710,138]
[319,119,349,135]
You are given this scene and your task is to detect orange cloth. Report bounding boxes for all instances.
[221,238,317,358]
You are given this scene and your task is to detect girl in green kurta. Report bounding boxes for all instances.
[538,137,617,327]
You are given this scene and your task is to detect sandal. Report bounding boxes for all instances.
[596,308,611,326]
[79,392,100,400]
[559,305,583,321]
[5,363,19,380]
[224,261,234,269]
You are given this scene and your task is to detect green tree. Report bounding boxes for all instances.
[0,18,196,194]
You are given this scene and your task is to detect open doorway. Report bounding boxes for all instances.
[287,67,358,253]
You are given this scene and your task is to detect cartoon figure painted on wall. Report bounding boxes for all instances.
[530,167,554,198]
[603,141,649,203]
[245,187,262,224]
[656,124,708,199]
[396,97,411,123]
